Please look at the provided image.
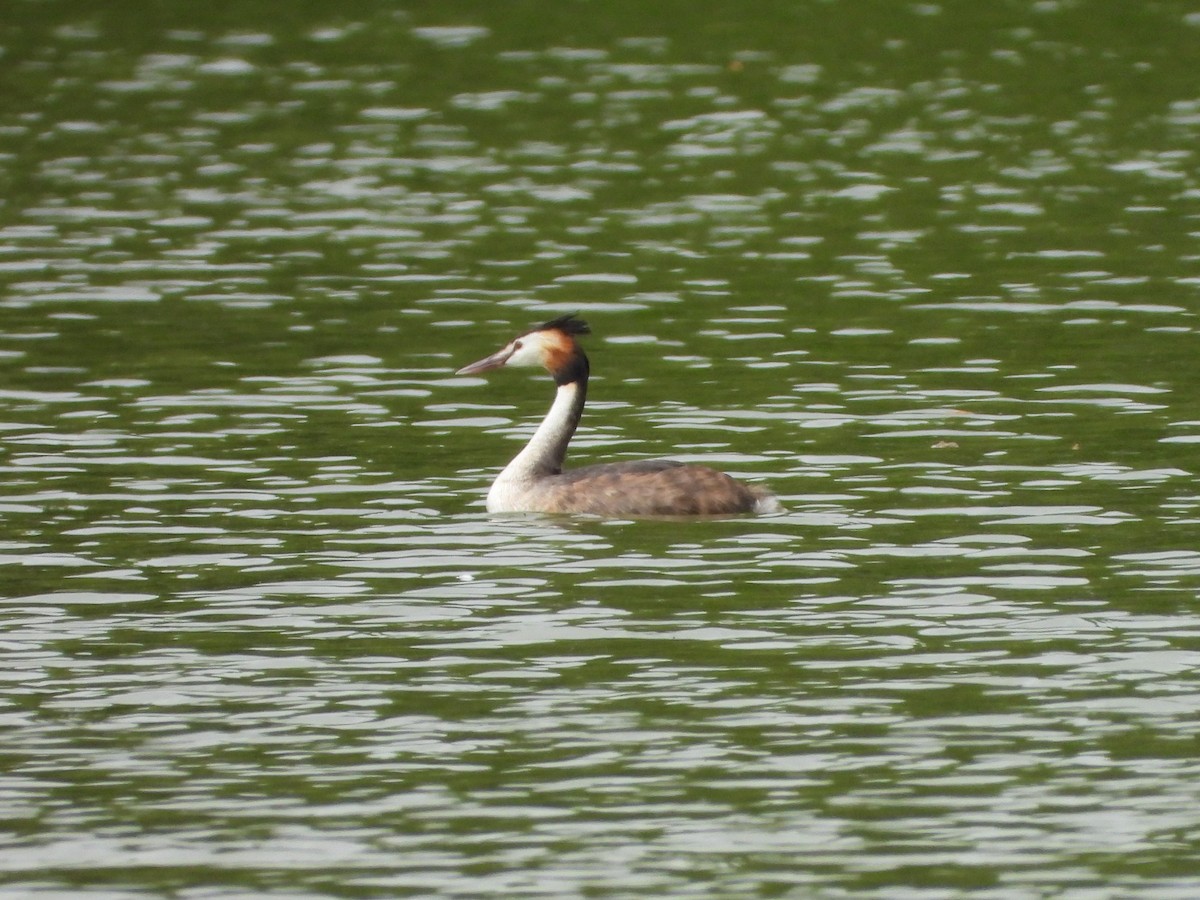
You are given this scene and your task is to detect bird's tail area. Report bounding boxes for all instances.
[751,487,783,515]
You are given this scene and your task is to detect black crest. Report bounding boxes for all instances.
[537,313,590,336]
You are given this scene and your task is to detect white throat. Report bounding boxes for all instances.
[487,380,584,511]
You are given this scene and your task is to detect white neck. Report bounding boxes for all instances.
[495,379,585,485]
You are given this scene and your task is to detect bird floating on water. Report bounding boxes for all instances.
[455,315,780,517]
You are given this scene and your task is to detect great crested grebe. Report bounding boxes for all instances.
[456,315,780,517]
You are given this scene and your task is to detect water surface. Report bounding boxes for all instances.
[3,1,1200,896]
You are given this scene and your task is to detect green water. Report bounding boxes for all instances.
[3,1,1200,896]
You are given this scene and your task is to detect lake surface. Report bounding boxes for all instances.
[3,1,1200,896]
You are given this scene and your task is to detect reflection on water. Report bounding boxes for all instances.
[3,1,1200,896]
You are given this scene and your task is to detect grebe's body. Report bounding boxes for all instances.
[457,315,779,517]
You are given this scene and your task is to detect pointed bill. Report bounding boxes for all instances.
[455,345,515,375]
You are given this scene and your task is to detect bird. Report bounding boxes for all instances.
[455,314,780,517]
